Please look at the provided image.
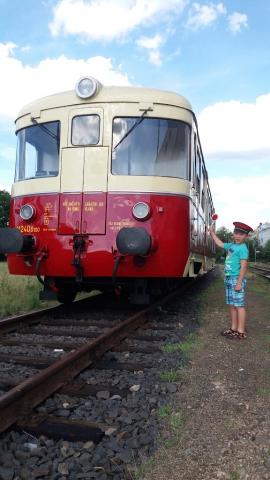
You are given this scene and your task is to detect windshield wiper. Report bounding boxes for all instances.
[30,117,58,141]
[113,108,151,151]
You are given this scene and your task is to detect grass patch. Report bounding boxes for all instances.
[160,368,182,383]
[179,332,198,358]
[170,410,185,432]
[229,472,240,480]
[162,342,182,353]
[162,333,199,358]
[256,332,270,343]
[157,406,185,430]
[157,404,173,419]
[127,454,156,480]
[158,408,185,448]
[0,262,51,318]
[248,276,270,298]
[160,409,186,451]
[160,333,199,381]
[257,387,270,396]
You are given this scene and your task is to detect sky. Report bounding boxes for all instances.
[0,0,269,230]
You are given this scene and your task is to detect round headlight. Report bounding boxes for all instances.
[75,76,98,99]
[20,204,35,221]
[132,202,151,221]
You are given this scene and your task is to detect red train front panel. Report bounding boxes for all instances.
[8,192,190,279]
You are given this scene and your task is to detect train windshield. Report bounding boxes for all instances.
[112,117,190,178]
[15,121,60,181]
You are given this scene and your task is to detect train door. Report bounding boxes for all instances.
[58,108,108,235]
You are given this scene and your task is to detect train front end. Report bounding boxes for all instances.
[0,77,214,303]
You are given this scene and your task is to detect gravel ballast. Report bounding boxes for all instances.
[0,279,204,479]
[142,268,270,480]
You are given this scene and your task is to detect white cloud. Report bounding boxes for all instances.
[50,0,187,41]
[228,12,248,34]
[137,34,163,50]
[148,50,162,67]
[20,45,31,52]
[199,95,270,227]
[136,34,163,66]
[0,184,11,192]
[187,2,226,30]
[0,42,130,119]
[198,94,270,156]
[210,176,270,229]
[0,42,16,57]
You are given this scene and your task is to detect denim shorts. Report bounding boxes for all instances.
[224,276,247,307]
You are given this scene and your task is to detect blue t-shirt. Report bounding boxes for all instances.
[223,242,249,276]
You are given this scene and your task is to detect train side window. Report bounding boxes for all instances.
[195,147,201,199]
[71,115,100,146]
[201,167,206,211]
[191,133,196,185]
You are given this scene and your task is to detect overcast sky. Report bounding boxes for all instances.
[0,0,269,229]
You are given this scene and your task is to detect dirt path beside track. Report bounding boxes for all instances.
[142,268,270,480]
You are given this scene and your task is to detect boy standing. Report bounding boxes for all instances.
[209,221,253,339]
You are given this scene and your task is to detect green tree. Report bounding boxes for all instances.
[215,226,232,262]
[0,190,11,228]
[246,237,257,261]
[261,240,270,262]
[0,190,11,261]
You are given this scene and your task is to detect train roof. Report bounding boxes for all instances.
[16,83,193,120]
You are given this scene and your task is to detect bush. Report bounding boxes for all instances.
[0,190,10,228]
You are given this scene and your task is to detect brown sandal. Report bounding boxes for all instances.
[221,328,237,337]
[234,331,247,340]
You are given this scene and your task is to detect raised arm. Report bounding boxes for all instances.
[209,225,224,248]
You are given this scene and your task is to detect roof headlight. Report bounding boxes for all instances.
[75,76,99,99]
[20,204,35,221]
[132,202,151,221]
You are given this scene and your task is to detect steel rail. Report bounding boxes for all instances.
[0,281,194,433]
[250,265,270,279]
[0,293,101,334]
[0,304,62,334]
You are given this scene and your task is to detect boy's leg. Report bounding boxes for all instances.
[236,307,246,333]
[229,306,238,331]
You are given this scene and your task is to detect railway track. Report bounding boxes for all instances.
[250,264,270,279]
[0,282,194,436]
[0,274,213,479]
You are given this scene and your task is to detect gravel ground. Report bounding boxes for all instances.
[0,280,202,480]
[3,269,269,480]
[142,267,270,480]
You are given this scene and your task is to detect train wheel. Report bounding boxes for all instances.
[57,286,77,304]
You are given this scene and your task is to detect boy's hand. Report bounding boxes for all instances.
[234,282,242,292]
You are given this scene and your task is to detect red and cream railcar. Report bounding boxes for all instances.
[0,77,215,303]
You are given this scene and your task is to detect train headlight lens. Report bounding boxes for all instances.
[75,76,98,99]
[132,202,151,221]
[20,204,35,221]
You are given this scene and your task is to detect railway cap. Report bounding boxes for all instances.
[233,222,253,234]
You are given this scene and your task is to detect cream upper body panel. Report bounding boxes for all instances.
[13,84,195,198]
[12,177,60,197]
[108,176,191,196]
[15,85,193,126]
